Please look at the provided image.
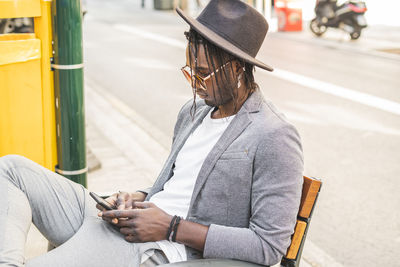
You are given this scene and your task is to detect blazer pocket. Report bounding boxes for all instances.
[219,150,250,160]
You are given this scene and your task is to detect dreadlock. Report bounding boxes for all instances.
[184,29,259,119]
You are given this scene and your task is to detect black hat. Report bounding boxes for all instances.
[176,0,273,71]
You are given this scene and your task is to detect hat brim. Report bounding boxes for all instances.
[176,7,273,72]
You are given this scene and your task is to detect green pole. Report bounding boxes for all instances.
[52,0,87,187]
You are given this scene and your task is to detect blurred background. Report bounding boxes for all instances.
[1,0,399,266]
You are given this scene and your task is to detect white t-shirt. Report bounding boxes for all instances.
[144,109,235,263]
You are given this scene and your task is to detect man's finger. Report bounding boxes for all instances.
[117,192,127,210]
[125,198,133,210]
[96,203,105,211]
[102,209,137,218]
[104,217,114,223]
[104,193,118,206]
[98,212,114,223]
[115,218,135,227]
[125,235,136,243]
[120,227,135,235]
[133,202,152,209]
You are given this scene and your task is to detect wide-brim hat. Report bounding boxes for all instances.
[176,0,273,71]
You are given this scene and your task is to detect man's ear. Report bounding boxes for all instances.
[234,60,243,75]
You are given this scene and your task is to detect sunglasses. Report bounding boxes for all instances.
[181,61,232,90]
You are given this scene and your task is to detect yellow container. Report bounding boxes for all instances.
[0,0,57,170]
[0,34,45,164]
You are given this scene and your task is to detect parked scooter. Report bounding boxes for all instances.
[310,0,367,40]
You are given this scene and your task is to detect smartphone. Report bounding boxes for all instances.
[89,192,115,210]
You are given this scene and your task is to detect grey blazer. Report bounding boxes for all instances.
[143,89,303,266]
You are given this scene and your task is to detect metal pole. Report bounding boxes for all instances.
[52,0,87,187]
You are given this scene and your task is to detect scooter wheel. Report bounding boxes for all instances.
[309,18,327,37]
[350,29,361,40]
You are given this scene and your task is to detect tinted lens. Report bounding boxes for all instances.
[181,66,207,90]
[181,68,192,83]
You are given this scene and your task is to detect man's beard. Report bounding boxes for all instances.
[203,86,235,107]
[204,95,233,107]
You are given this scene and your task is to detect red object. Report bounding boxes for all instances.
[275,0,303,32]
[348,4,367,13]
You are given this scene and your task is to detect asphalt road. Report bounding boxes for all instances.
[83,0,400,265]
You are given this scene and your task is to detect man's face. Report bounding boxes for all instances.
[185,43,238,107]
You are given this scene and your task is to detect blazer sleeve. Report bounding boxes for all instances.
[136,188,152,195]
[203,124,304,266]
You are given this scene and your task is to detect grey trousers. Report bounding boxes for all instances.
[0,155,169,267]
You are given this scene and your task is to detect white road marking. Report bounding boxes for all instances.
[284,102,400,135]
[114,24,186,49]
[283,111,325,125]
[114,24,400,117]
[270,68,400,116]
[124,57,175,70]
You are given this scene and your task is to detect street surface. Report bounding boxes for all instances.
[83,0,400,266]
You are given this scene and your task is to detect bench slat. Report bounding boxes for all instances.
[285,220,307,260]
[298,176,321,219]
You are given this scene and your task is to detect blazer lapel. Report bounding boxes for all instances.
[188,90,264,210]
[149,104,212,196]
[188,111,252,209]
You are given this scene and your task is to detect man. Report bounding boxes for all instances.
[0,0,303,266]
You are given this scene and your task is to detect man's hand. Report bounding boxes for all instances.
[100,202,172,243]
[95,191,147,211]
[96,191,147,224]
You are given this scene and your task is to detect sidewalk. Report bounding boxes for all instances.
[269,20,400,61]
[24,80,322,267]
